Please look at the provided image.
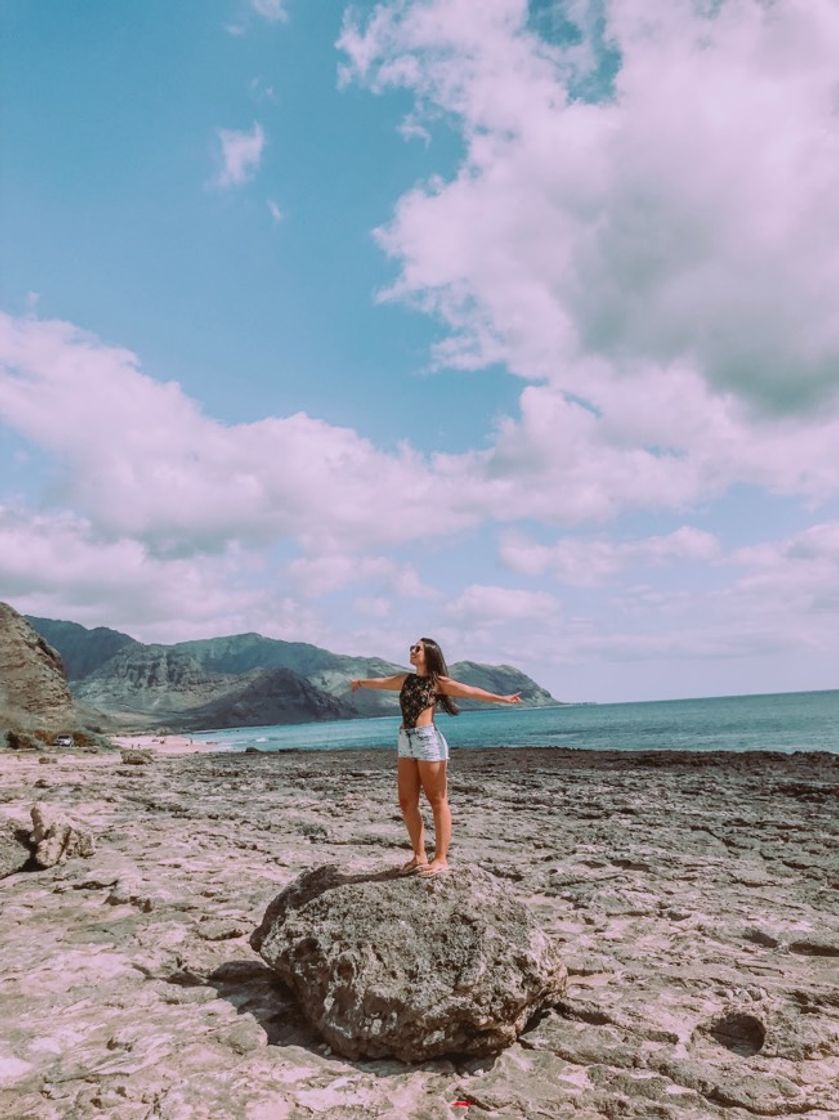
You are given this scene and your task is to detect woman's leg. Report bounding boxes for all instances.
[417,760,450,873]
[397,757,427,868]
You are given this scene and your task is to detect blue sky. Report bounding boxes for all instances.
[2,0,839,703]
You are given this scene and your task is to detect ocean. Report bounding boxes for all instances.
[200,688,839,755]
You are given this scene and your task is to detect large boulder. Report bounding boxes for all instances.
[250,863,567,1061]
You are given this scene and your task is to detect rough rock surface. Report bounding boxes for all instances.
[30,803,95,868]
[251,863,567,1060]
[0,746,837,1119]
[0,602,77,731]
[0,820,32,878]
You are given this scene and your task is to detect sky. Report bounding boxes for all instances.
[2,0,839,704]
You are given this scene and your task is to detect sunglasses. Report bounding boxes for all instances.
[409,643,423,654]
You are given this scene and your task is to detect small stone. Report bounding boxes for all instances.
[121,749,154,765]
[198,918,249,941]
[744,927,781,948]
[219,1018,267,1054]
[788,937,839,957]
[29,803,94,868]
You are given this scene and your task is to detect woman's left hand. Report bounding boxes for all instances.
[504,693,523,705]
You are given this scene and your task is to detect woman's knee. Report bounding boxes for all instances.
[425,790,448,811]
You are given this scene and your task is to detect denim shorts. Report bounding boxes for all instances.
[397,724,449,762]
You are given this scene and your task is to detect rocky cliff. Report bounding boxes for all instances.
[0,602,80,733]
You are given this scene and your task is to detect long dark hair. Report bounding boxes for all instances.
[421,637,459,717]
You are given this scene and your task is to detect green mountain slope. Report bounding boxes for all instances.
[26,616,561,730]
[73,644,353,731]
[25,616,139,681]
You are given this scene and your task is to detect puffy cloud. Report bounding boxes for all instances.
[353,596,393,619]
[250,78,279,104]
[729,522,839,620]
[0,312,481,557]
[3,309,838,578]
[501,525,720,585]
[449,583,562,626]
[288,552,437,598]
[214,122,266,188]
[337,0,839,532]
[250,0,287,22]
[340,0,839,416]
[0,504,313,642]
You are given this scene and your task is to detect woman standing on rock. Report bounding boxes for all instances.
[351,638,522,878]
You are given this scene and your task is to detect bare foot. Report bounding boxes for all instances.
[400,855,428,875]
[418,859,449,877]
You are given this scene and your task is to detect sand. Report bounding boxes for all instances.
[112,733,220,756]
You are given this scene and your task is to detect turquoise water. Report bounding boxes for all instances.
[200,689,839,755]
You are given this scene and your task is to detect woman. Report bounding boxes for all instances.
[351,637,522,877]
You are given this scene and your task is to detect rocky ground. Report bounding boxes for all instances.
[1,745,838,1120]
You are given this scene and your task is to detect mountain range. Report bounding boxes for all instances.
[24,615,559,733]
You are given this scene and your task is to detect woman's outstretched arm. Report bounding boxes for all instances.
[436,676,522,705]
[351,674,407,692]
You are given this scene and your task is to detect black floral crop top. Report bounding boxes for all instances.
[399,673,438,728]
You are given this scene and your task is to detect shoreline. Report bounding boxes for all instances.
[111,733,220,756]
[110,733,839,761]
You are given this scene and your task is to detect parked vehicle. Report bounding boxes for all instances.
[53,735,74,748]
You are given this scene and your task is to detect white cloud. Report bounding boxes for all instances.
[729,522,839,619]
[0,505,285,641]
[0,312,480,558]
[250,0,287,23]
[341,0,839,414]
[449,583,562,627]
[3,310,838,574]
[353,596,393,619]
[501,526,721,585]
[397,113,431,145]
[250,78,279,104]
[288,553,428,598]
[267,198,284,223]
[214,122,266,188]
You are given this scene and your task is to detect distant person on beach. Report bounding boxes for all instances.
[351,637,522,877]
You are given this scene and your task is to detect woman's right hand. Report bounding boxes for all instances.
[351,679,364,691]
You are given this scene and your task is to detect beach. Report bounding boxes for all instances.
[1,743,837,1119]
[111,734,220,756]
